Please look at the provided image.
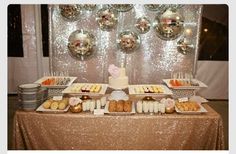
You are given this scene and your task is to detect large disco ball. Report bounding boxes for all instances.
[67,29,95,60]
[59,5,81,21]
[96,7,118,31]
[153,9,184,40]
[117,30,141,53]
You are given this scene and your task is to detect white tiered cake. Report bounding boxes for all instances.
[108,65,128,89]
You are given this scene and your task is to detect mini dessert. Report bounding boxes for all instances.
[41,77,71,86]
[175,101,200,111]
[58,102,66,110]
[124,100,132,112]
[50,101,59,110]
[108,100,117,112]
[43,100,52,109]
[116,100,125,112]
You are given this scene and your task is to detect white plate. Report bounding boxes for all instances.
[34,76,77,88]
[104,101,136,115]
[175,103,208,114]
[62,83,108,96]
[36,103,70,113]
[163,79,208,90]
[128,84,173,96]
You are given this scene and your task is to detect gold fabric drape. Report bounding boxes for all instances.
[12,104,225,150]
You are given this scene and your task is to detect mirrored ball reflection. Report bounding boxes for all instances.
[96,7,118,31]
[117,30,141,53]
[177,38,194,55]
[59,5,81,21]
[67,29,95,60]
[111,4,134,12]
[135,17,151,34]
[153,9,184,40]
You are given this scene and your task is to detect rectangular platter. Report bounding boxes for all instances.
[104,101,136,115]
[34,76,77,88]
[62,83,108,96]
[163,79,208,90]
[128,84,173,96]
[36,103,70,113]
[175,103,208,114]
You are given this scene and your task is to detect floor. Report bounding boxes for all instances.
[7,95,229,150]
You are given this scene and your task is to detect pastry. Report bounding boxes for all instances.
[50,101,59,110]
[58,102,66,110]
[108,100,117,112]
[94,85,102,93]
[124,100,132,112]
[116,100,124,112]
[43,100,52,109]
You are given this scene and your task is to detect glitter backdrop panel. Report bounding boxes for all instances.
[49,4,202,84]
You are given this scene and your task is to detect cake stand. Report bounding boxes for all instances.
[108,85,129,101]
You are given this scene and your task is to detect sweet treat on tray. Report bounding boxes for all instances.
[134,85,164,94]
[108,99,132,112]
[43,99,52,109]
[71,84,102,93]
[108,100,117,112]
[169,79,199,87]
[42,98,69,110]
[50,101,59,110]
[41,77,71,86]
[124,100,132,112]
[117,100,124,112]
[108,64,128,89]
[175,101,200,111]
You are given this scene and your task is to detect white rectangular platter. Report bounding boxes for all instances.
[163,79,208,90]
[104,101,136,115]
[128,84,173,96]
[36,103,70,113]
[175,104,208,114]
[34,76,77,88]
[62,83,108,96]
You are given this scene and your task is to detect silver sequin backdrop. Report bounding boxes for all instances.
[49,4,202,84]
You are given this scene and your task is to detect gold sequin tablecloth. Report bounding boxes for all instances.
[12,104,225,150]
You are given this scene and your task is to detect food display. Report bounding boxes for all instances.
[163,79,207,89]
[105,99,135,114]
[35,76,77,88]
[36,98,70,112]
[108,100,132,112]
[108,64,128,89]
[175,101,208,114]
[62,83,108,95]
[129,84,173,95]
[175,101,200,112]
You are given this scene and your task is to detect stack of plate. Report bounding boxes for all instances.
[18,83,48,111]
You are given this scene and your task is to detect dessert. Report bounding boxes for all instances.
[42,98,69,110]
[108,100,117,112]
[124,100,132,112]
[50,101,59,110]
[175,101,200,111]
[108,64,128,89]
[108,99,133,112]
[134,85,164,94]
[71,84,102,93]
[169,79,199,87]
[41,77,71,86]
[43,100,52,109]
[116,100,124,112]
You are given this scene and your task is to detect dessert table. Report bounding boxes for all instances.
[12,103,225,150]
